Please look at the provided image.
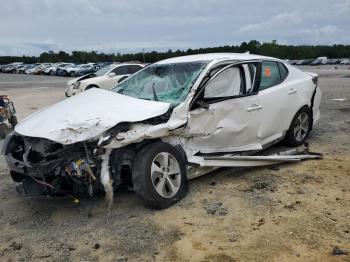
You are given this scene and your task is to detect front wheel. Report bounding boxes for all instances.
[132,142,188,209]
[285,106,312,147]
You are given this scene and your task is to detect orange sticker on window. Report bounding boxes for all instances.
[264,67,271,77]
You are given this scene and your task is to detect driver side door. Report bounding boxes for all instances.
[185,62,263,153]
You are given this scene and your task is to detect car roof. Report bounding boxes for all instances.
[156,53,282,65]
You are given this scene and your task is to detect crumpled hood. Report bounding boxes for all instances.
[15,88,171,145]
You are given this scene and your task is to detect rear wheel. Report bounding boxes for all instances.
[285,106,312,146]
[50,70,55,76]
[132,142,188,209]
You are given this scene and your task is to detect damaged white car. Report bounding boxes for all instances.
[2,53,321,209]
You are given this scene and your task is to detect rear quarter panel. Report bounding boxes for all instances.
[283,64,315,124]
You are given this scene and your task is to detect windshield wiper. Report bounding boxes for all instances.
[151,82,159,101]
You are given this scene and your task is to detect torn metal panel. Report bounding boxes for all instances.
[15,88,171,144]
[183,95,263,153]
[100,148,113,213]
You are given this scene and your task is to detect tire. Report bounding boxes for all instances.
[69,71,75,77]
[0,123,8,139]
[132,141,188,209]
[9,115,17,128]
[50,70,55,76]
[285,106,312,147]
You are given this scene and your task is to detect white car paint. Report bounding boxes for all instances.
[15,88,171,144]
[65,63,145,96]
[15,53,321,165]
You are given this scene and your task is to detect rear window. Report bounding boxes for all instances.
[259,61,286,90]
[278,62,288,80]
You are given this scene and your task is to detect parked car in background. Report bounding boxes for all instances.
[25,63,51,74]
[56,63,76,76]
[3,62,23,73]
[327,59,341,65]
[43,63,73,76]
[340,59,350,65]
[65,63,145,96]
[67,64,98,77]
[310,57,328,65]
[16,64,32,74]
[4,53,321,208]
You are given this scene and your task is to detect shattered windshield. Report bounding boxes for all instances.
[111,61,208,105]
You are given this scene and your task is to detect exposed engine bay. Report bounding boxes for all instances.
[3,133,137,199]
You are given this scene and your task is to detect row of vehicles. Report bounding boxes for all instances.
[0,62,113,77]
[289,57,350,66]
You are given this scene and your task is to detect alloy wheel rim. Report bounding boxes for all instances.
[293,112,309,142]
[151,152,181,198]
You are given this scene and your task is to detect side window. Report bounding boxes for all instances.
[112,66,128,75]
[245,63,257,94]
[259,61,281,90]
[277,62,288,80]
[204,66,243,99]
[127,65,142,74]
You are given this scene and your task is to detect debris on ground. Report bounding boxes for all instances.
[332,246,348,256]
[203,199,228,216]
[9,241,22,251]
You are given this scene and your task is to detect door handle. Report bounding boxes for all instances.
[288,88,297,94]
[246,105,262,112]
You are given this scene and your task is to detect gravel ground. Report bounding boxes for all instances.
[0,67,349,262]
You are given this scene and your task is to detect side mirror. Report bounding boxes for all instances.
[117,75,129,83]
[108,72,116,77]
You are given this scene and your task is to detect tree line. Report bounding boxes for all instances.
[1,40,349,64]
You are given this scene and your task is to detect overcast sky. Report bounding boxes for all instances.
[0,0,349,56]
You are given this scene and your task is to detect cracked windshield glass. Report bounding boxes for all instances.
[112,61,208,105]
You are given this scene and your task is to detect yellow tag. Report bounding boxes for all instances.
[76,159,84,166]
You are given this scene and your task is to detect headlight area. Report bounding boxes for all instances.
[72,81,80,89]
[3,134,107,198]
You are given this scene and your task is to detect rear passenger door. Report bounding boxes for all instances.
[257,61,291,145]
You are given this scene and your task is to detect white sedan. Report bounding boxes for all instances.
[4,53,321,209]
[65,63,145,96]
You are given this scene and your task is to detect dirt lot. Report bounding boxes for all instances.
[0,66,349,262]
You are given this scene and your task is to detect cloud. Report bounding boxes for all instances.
[0,0,349,55]
[237,11,303,33]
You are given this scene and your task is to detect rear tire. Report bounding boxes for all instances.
[132,142,188,209]
[50,70,55,76]
[285,106,312,147]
